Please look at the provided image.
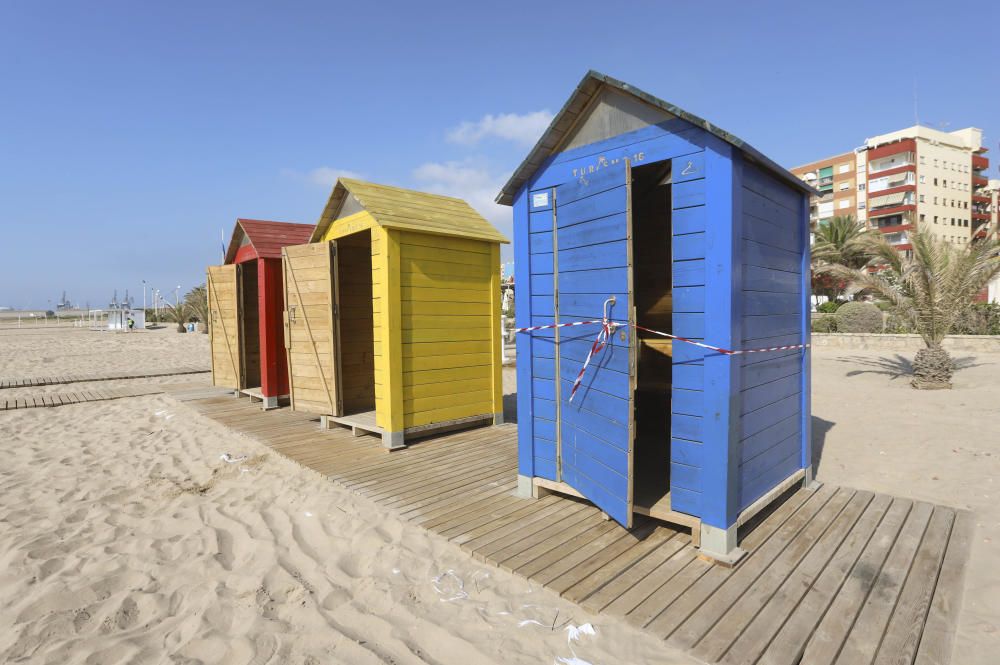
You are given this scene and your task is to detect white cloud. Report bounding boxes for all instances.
[281,166,364,188]
[446,110,553,147]
[412,159,511,239]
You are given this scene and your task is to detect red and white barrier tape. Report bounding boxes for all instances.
[568,319,619,402]
[515,319,809,401]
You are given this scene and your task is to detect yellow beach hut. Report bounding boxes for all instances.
[282,178,509,449]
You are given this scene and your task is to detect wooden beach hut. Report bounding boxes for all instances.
[498,71,815,562]
[283,178,509,449]
[208,219,315,408]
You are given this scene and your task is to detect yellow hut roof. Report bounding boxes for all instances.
[310,178,509,244]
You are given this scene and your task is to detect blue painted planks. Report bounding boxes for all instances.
[551,160,634,527]
[533,397,556,421]
[672,387,703,416]
[740,414,799,464]
[742,314,800,340]
[744,240,800,273]
[674,233,706,261]
[673,205,707,235]
[671,437,704,471]
[558,239,628,272]
[743,291,801,316]
[673,259,706,287]
[513,187,536,480]
[557,267,629,294]
[673,178,706,209]
[557,213,628,250]
[741,373,800,415]
[743,265,800,293]
[557,188,628,227]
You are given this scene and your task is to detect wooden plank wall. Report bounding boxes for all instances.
[337,231,376,414]
[737,163,806,511]
[283,243,337,415]
[525,189,559,480]
[395,230,497,429]
[669,151,709,518]
[207,265,240,389]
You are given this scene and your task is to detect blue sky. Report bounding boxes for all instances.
[1,0,997,309]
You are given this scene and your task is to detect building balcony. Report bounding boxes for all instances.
[973,194,991,204]
[972,211,990,221]
[972,154,989,171]
[973,174,989,187]
[869,212,915,228]
[869,152,915,174]
[883,231,910,246]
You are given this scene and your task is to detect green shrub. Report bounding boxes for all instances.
[812,315,837,333]
[816,301,841,314]
[884,311,914,334]
[834,301,884,333]
[951,302,1000,335]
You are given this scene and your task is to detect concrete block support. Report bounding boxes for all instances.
[699,523,745,566]
[382,431,405,450]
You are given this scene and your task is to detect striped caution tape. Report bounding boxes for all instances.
[516,318,808,401]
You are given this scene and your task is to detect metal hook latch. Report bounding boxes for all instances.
[603,295,616,323]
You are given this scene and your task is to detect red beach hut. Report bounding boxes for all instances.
[208,219,315,408]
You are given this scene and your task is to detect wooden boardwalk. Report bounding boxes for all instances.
[0,386,167,410]
[171,387,970,665]
[0,365,210,389]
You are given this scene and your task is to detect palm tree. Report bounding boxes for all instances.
[184,285,209,334]
[827,225,1000,389]
[161,301,190,333]
[812,215,871,301]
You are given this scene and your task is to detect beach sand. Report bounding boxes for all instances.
[1,327,997,663]
[0,328,697,665]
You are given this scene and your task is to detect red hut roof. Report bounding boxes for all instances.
[225,219,315,264]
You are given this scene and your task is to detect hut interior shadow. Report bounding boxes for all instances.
[335,229,377,417]
[631,160,673,514]
[238,260,261,390]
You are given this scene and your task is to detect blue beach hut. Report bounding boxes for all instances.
[497,71,816,562]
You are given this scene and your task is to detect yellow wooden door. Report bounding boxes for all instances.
[282,242,341,416]
[207,264,241,389]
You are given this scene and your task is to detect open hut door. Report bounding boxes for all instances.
[553,160,635,527]
[282,242,342,416]
[207,264,241,389]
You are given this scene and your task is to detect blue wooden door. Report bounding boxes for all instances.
[554,161,634,527]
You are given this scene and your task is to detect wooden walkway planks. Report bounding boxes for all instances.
[0,365,210,390]
[169,388,972,665]
[0,386,167,411]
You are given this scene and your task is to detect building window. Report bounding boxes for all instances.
[858,183,866,191]
[920,194,925,202]
[934,215,938,224]
[934,178,938,186]
[943,180,947,187]
[933,196,937,204]
[951,218,956,225]
[838,163,851,174]
[934,159,939,167]
[920,155,926,164]
[919,175,925,183]
[920,214,926,222]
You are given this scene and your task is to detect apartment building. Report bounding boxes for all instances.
[790,151,858,225]
[793,125,992,253]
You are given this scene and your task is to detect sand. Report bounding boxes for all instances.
[1,327,997,663]
[0,328,697,665]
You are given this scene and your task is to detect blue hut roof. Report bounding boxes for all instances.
[496,70,817,205]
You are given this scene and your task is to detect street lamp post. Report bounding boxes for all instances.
[142,280,146,314]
